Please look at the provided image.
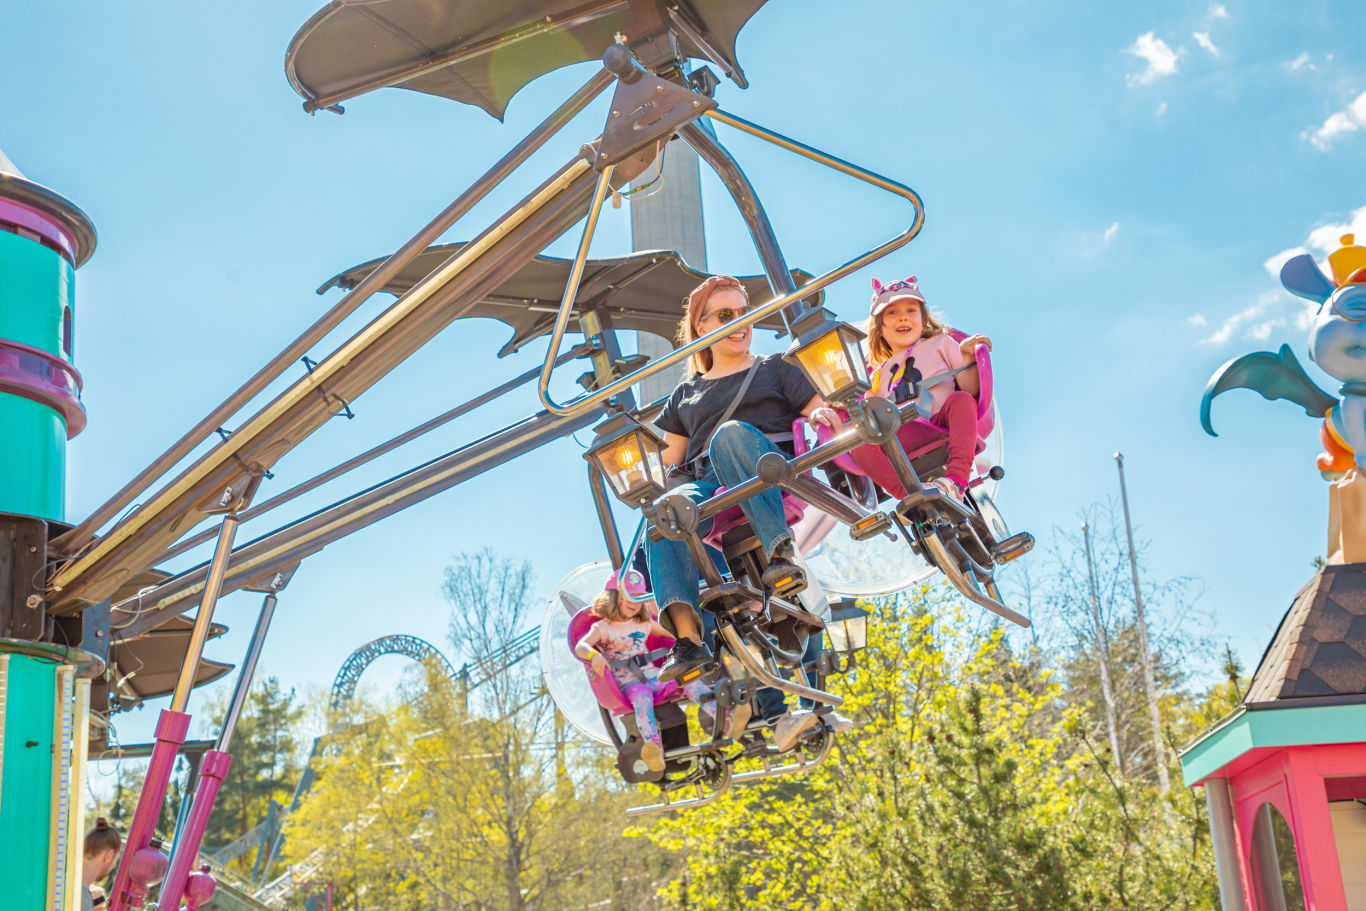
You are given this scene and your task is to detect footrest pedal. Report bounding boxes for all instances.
[850,511,893,541]
[992,531,1035,565]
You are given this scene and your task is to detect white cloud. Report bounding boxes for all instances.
[1193,32,1220,56]
[1201,204,1366,346]
[1307,91,1366,150]
[1200,292,1279,345]
[1264,245,1309,279]
[1286,52,1314,73]
[1103,222,1120,244]
[1208,3,1229,20]
[1156,101,1168,116]
[1303,208,1366,260]
[1126,33,1180,87]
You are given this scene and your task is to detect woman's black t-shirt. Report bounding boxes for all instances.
[655,353,817,471]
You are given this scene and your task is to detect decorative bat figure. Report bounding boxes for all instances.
[1202,235,1366,477]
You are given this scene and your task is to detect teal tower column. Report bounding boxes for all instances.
[0,149,96,521]
[0,150,98,911]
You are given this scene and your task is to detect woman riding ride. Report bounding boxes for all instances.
[647,275,840,684]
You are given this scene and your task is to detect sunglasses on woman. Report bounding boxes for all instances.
[700,305,751,326]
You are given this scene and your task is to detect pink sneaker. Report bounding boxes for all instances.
[929,476,965,504]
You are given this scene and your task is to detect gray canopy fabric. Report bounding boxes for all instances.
[285,0,770,118]
[109,614,233,710]
[317,246,819,357]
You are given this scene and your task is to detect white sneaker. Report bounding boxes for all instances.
[773,711,820,752]
[823,711,854,733]
[929,476,965,504]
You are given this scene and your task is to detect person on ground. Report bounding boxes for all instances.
[646,274,845,750]
[850,276,992,502]
[82,818,122,911]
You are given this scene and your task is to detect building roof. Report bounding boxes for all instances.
[1244,563,1366,704]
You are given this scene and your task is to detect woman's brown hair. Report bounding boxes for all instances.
[85,817,122,858]
[677,275,749,374]
[864,298,950,366]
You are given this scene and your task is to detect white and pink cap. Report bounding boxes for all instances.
[605,567,649,601]
[870,276,926,318]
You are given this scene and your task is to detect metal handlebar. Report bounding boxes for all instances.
[536,108,926,418]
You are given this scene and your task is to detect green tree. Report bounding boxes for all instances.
[200,674,306,874]
[285,550,674,910]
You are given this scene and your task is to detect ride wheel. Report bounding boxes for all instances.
[697,752,732,796]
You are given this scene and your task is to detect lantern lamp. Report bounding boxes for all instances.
[826,598,870,654]
[584,412,669,506]
[784,307,870,407]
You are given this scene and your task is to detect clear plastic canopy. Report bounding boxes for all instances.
[539,560,615,745]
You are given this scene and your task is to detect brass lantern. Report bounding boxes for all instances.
[826,598,870,654]
[585,413,669,506]
[784,307,871,406]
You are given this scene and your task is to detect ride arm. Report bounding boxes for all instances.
[1200,344,1336,436]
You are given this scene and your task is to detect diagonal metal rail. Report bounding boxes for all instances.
[51,156,602,612]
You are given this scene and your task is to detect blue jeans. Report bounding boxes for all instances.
[646,421,794,616]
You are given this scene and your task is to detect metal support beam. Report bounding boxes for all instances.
[55,67,613,558]
[679,121,800,328]
[112,405,603,642]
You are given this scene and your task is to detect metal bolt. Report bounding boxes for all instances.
[655,85,664,93]
[25,594,42,610]
[693,100,700,106]
[29,545,37,553]
[612,110,620,117]
[96,630,104,638]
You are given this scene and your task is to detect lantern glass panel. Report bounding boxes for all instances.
[827,618,851,653]
[827,602,869,653]
[796,330,858,400]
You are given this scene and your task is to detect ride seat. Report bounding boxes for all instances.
[567,608,681,716]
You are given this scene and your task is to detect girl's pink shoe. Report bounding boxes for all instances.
[929,476,965,504]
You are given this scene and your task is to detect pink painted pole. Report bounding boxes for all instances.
[159,750,232,909]
[109,709,189,911]
[1285,752,1349,911]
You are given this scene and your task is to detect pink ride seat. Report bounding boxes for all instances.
[701,490,807,551]
[567,608,681,716]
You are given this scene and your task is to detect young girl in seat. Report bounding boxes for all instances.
[574,568,721,771]
[850,276,992,502]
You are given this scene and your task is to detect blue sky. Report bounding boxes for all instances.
[5,0,1366,747]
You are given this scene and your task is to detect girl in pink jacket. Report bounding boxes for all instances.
[851,276,991,502]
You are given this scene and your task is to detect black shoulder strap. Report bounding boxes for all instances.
[691,358,761,470]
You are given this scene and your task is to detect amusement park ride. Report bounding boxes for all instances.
[0,2,1040,909]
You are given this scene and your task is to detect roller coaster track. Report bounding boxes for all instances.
[209,628,541,906]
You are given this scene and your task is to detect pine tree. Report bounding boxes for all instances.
[201,674,305,873]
